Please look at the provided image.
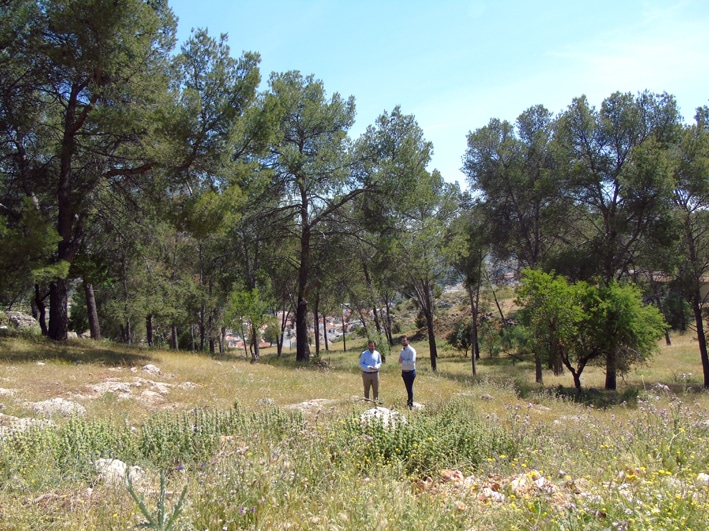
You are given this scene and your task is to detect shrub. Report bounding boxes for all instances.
[55,416,140,479]
[329,399,521,478]
[447,316,473,356]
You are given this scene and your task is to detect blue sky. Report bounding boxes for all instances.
[168,0,709,187]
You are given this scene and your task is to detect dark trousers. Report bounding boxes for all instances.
[401,370,416,407]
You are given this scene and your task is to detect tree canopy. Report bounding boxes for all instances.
[1,0,706,389]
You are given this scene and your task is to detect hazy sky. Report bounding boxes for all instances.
[168,0,709,187]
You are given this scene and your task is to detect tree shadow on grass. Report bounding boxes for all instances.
[431,353,535,378]
[0,335,153,366]
[515,379,709,408]
[522,384,641,408]
[420,353,703,409]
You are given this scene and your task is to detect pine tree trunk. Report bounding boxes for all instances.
[123,318,132,344]
[295,221,311,362]
[295,298,310,362]
[466,283,478,376]
[122,260,132,344]
[342,307,347,352]
[421,282,437,371]
[535,353,544,385]
[48,279,69,340]
[373,305,382,335]
[426,313,437,371]
[604,349,617,390]
[146,314,153,347]
[199,305,206,351]
[323,312,329,351]
[384,293,394,346]
[313,293,320,358]
[278,308,289,357]
[84,281,101,340]
[33,284,48,336]
[171,324,179,350]
[691,294,709,388]
[208,312,215,354]
[250,322,260,362]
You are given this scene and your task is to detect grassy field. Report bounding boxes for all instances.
[1,331,708,530]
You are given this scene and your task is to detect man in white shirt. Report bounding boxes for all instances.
[398,335,416,409]
[359,339,382,401]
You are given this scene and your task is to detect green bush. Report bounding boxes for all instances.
[55,416,140,479]
[0,416,140,489]
[330,399,520,478]
[0,403,306,491]
[447,316,473,356]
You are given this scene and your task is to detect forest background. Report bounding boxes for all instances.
[2,0,709,394]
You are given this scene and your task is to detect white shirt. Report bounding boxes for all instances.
[399,344,416,371]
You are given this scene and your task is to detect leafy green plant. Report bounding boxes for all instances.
[0,416,141,488]
[139,408,242,469]
[330,399,520,477]
[55,416,139,479]
[447,316,473,356]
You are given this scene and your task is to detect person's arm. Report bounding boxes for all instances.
[400,347,415,367]
[373,351,382,370]
[399,348,409,364]
[359,352,368,371]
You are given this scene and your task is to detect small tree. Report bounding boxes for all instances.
[263,322,280,347]
[591,281,668,381]
[448,317,473,357]
[517,269,667,390]
[516,270,584,386]
[225,288,271,362]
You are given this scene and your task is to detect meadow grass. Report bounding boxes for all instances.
[1,333,708,529]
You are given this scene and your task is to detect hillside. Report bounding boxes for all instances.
[392,284,518,347]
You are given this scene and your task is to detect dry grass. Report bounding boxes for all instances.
[2,331,708,418]
[2,332,709,530]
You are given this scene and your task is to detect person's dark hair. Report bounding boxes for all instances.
[401,335,409,341]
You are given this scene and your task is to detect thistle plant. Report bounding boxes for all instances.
[126,470,188,531]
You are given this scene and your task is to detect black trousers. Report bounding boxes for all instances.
[401,370,416,406]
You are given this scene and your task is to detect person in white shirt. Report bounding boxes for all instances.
[359,339,382,401]
[398,335,416,409]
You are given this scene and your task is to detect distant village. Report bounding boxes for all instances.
[223,308,365,351]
